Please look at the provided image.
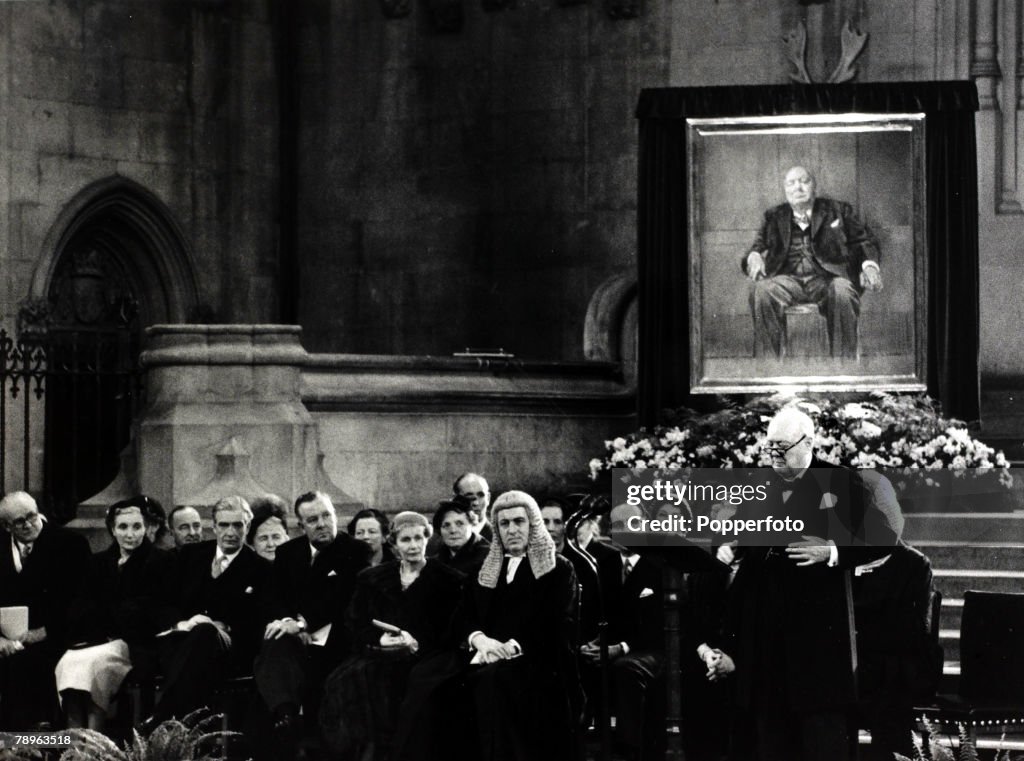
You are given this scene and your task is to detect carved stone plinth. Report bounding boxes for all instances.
[136,325,319,512]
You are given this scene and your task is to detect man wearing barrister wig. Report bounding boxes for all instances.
[707,407,898,761]
[394,490,580,761]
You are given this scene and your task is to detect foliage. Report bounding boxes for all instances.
[589,392,1010,486]
[895,716,1024,761]
[59,708,245,761]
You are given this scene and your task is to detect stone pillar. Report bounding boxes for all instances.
[136,325,317,511]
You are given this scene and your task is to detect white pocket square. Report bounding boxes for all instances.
[244,586,254,594]
[819,493,838,510]
[327,570,337,577]
[639,587,654,598]
[830,218,841,228]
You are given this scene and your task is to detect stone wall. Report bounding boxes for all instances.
[293,1,668,359]
[0,0,281,330]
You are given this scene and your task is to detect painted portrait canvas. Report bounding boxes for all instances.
[686,113,927,394]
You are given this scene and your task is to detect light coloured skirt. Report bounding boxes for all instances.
[55,639,132,715]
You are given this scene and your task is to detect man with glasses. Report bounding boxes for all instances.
[0,491,91,729]
[709,407,899,761]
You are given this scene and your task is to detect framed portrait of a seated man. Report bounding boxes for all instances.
[686,113,927,394]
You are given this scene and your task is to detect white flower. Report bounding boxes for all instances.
[854,421,882,439]
[841,402,871,419]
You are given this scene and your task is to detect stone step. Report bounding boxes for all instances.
[931,569,1024,599]
[939,597,963,634]
[913,542,1024,571]
[903,513,1024,544]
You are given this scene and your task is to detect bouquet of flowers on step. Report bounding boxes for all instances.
[589,392,1011,490]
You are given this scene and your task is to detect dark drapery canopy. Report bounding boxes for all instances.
[635,81,979,425]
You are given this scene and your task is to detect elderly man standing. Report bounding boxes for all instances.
[711,407,898,761]
[148,495,270,725]
[0,491,91,729]
[743,166,882,358]
[254,491,370,748]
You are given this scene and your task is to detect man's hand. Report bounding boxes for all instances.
[706,650,735,682]
[176,614,215,632]
[746,252,766,281]
[580,639,624,662]
[0,637,22,657]
[264,618,303,640]
[860,264,883,291]
[471,633,515,663]
[786,535,831,566]
[16,627,46,646]
[380,630,419,653]
[716,541,738,565]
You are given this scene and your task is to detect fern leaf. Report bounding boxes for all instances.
[957,724,980,761]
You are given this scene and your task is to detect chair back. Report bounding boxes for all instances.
[960,590,1024,703]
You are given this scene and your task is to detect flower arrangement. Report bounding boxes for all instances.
[589,392,1011,489]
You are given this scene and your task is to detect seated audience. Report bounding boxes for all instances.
[321,511,463,760]
[148,495,270,725]
[395,491,580,761]
[0,491,91,729]
[348,508,395,567]
[584,502,666,761]
[168,505,204,548]
[56,496,174,730]
[253,491,369,756]
[247,494,290,562]
[431,499,490,576]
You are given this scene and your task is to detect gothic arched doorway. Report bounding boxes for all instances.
[24,177,198,520]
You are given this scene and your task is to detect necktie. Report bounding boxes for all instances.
[622,558,633,584]
[310,548,319,568]
[211,555,226,579]
[20,542,32,560]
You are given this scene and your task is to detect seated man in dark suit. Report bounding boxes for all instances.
[254,491,370,744]
[149,495,271,724]
[742,166,882,358]
[0,491,91,729]
[581,503,665,761]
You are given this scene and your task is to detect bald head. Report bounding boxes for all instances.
[765,407,815,479]
[783,166,816,211]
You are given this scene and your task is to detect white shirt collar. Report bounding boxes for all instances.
[215,546,242,568]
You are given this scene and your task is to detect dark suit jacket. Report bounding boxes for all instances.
[67,539,176,651]
[0,523,91,648]
[433,533,490,578]
[741,197,880,287]
[598,553,664,654]
[171,540,271,665]
[267,531,370,660]
[853,542,940,704]
[347,560,463,656]
[726,462,895,711]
